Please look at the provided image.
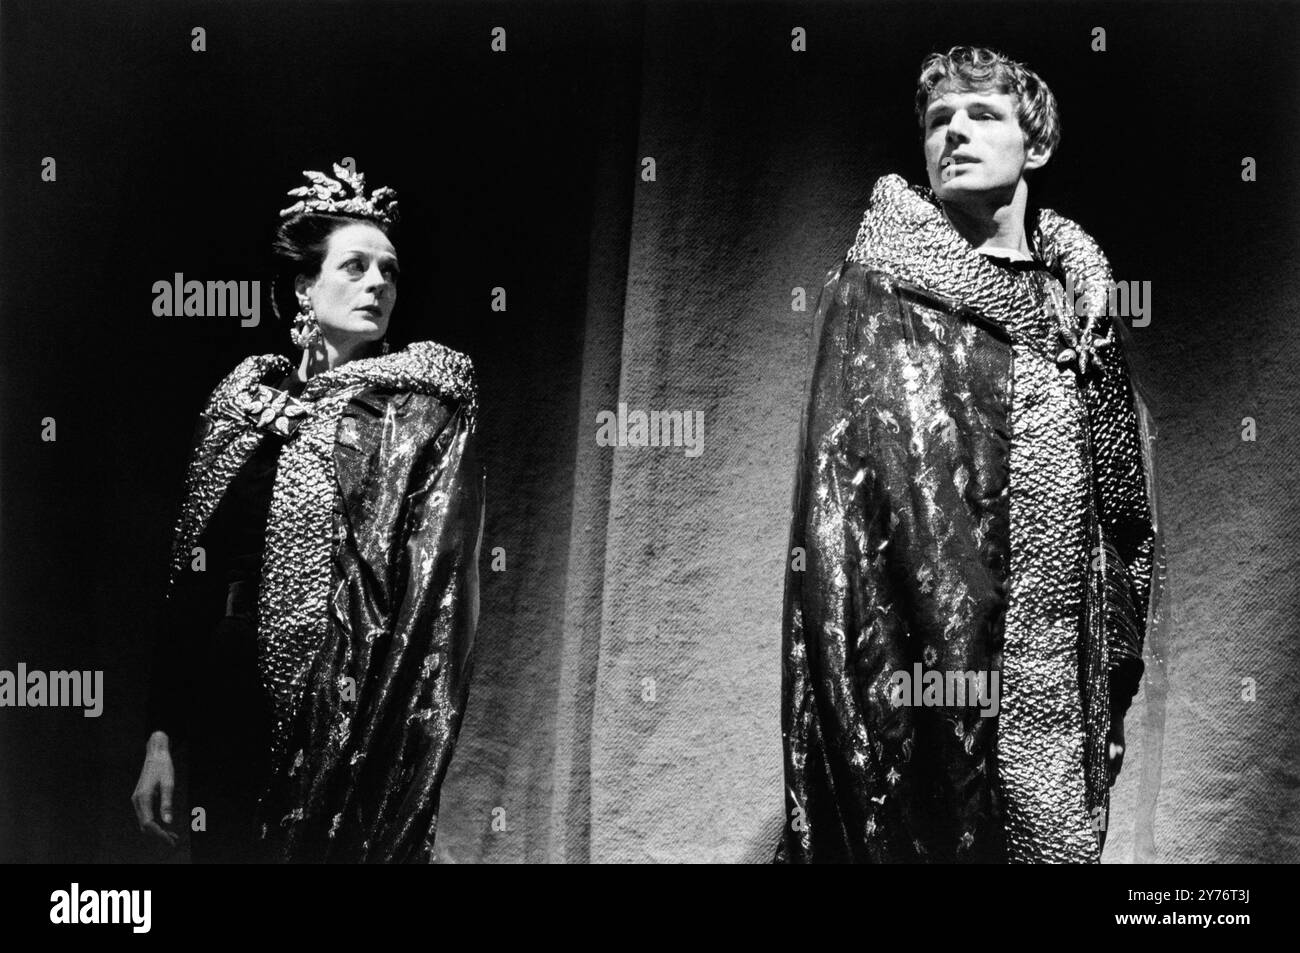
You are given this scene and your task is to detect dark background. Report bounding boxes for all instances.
[1,0,1296,863]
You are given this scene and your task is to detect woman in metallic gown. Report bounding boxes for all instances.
[132,162,485,863]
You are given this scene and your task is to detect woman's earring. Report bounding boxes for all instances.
[380,338,390,355]
[291,291,322,350]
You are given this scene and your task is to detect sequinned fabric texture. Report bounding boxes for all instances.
[164,341,483,862]
[777,175,1157,864]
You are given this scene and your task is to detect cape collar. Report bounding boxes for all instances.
[212,340,478,439]
[297,339,476,410]
[846,174,1116,345]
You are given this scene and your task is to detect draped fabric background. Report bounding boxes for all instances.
[1,0,1297,863]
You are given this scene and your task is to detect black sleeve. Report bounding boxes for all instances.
[145,586,194,744]
[144,411,212,745]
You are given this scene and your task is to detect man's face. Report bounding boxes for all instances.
[922,84,1049,203]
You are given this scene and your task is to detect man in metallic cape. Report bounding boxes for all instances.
[152,341,483,863]
[777,47,1161,863]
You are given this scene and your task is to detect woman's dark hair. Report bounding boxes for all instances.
[269,212,397,323]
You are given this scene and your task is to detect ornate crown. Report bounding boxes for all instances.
[279,161,399,227]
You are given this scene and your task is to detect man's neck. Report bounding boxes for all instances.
[940,178,1032,258]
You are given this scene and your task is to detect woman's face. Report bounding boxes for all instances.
[297,221,399,349]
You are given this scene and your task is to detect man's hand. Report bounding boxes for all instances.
[1106,715,1126,788]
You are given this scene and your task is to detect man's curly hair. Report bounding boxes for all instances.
[915,46,1061,158]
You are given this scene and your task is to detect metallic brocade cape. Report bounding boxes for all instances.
[777,175,1161,864]
[164,340,484,863]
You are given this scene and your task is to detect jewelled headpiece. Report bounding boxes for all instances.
[279,161,399,227]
